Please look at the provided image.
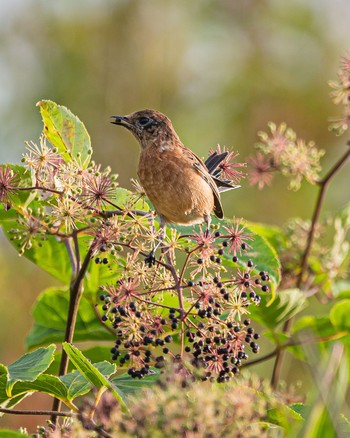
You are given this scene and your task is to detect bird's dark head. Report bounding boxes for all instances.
[111,109,179,149]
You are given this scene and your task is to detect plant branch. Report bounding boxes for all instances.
[270,145,350,388]
[298,145,350,289]
[51,244,94,422]
[164,251,186,356]
[0,407,75,416]
[243,331,348,368]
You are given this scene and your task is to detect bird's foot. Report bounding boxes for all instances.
[145,250,156,268]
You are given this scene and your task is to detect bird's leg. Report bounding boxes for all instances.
[204,214,211,237]
[144,216,166,267]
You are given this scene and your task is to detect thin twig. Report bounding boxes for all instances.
[179,246,200,284]
[244,331,348,368]
[298,146,350,289]
[0,408,75,416]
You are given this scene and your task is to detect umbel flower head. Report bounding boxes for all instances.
[329,51,350,136]
[22,135,62,183]
[248,122,324,190]
[0,166,19,210]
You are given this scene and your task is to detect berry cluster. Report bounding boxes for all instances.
[97,222,271,382]
[188,317,260,382]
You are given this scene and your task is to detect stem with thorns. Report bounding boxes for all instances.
[270,144,350,388]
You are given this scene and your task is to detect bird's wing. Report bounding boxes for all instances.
[185,150,224,219]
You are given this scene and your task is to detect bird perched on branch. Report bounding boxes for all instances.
[111,109,239,233]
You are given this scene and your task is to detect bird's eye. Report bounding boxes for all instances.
[137,117,152,127]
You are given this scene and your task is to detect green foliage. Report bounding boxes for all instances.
[330,300,350,329]
[26,287,114,350]
[0,344,136,412]
[249,288,307,330]
[0,94,349,437]
[37,100,92,169]
[62,343,126,410]
[6,345,56,396]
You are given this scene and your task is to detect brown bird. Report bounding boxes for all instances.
[111,109,238,231]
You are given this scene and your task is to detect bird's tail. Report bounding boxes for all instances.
[204,151,240,192]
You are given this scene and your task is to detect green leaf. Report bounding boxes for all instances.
[0,364,9,406]
[330,300,350,330]
[247,221,286,253]
[289,403,307,419]
[1,222,72,282]
[26,287,113,350]
[61,361,116,401]
[0,362,28,410]
[37,100,92,169]
[267,403,304,431]
[248,288,307,330]
[62,343,128,411]
[6,345,56,396]
[63,344,113,389]
[60,370,92,401]
[1,394,29,411]
[47,346,114,375]
[0,368,73,412]
[112,370,160,395]
[11,374,72,408]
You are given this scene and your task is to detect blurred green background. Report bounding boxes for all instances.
[1,0,350,431]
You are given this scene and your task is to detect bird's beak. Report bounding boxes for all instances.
[110,115,132,128]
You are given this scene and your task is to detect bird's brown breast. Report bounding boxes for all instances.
[137,145,214,225]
